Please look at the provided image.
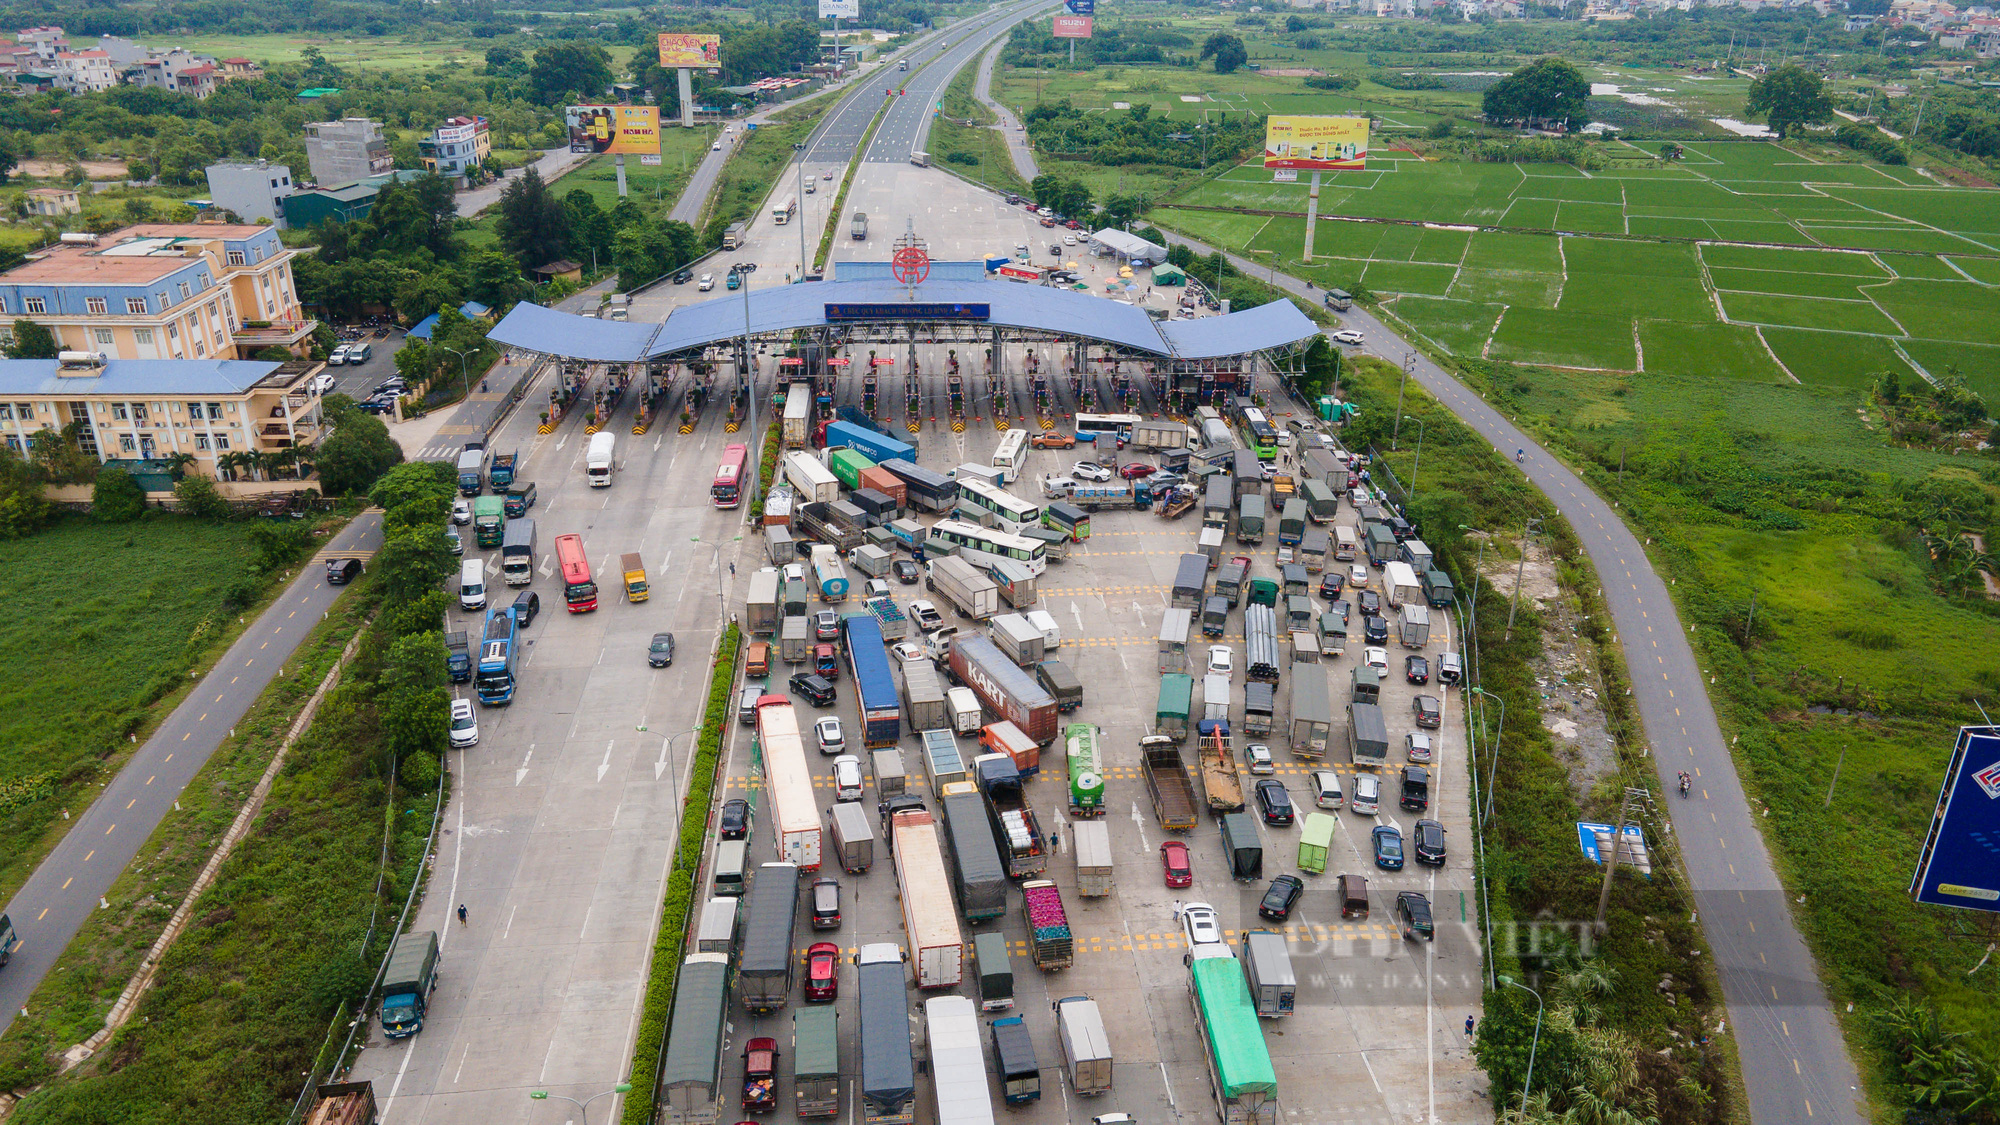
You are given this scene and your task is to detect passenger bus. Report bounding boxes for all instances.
[955,477,1043,535]
[990,429,1029,484]
[926,519,1047,577]
[1073,412,1141,444]
[711,443,748,508]
[755,697,824,869]
[1043,500,1090,543]
[555,533,598,612]
[1238,406,1279,462]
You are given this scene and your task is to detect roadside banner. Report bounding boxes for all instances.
[1052,14,1093,37]
[1263,115,1370,171]
[658,32,723,69]
[1065,0,1095,12]
[819,0,860,16]
[566,105,662,155]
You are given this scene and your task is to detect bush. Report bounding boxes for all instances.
[92,468,147,522]
[173,474,232,520]
[944,151,980,166]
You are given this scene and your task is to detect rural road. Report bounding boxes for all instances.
[1158,231,1865,1125]
[972,40,1039,183]
[0,512,385,1039]
[456,148,590,217]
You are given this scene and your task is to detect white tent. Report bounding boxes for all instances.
[1089,228,1168,266]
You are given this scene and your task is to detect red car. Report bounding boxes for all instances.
[1160,840,1192,888]
[1065,219,1083,230]
[742,1037,779,1111]
[1119,463,1156,480]
[804,941,839,1002]
[814,642,839,681]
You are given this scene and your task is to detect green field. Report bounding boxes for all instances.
[155,31,645,74]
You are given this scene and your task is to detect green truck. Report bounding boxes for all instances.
[472,495,505,548]
[1156,673,1194,742]
[828,447,875,491]
[379,930,439,1039]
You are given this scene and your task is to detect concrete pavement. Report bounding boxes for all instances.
[0,511,385,1039]
[457,149,591,218]
[1158,230,1865,1125]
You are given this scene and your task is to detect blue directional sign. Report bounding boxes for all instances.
[1065,0,1095,14]
[1911,727,2000,914]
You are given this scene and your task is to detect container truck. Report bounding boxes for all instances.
[793,1006,840,1118]
[850,544,893,579]
[724,221,749,250]
[988,558,1039,608]
[1156,673,1194,742]
[830,447,875,491]
[974,932,1014,1011]
[379,931,439,1038]
[757,698,825,868]
[785,451,841,504]
[825,421,916,466]
[1240,931,1297,1018]
[1198,719,1245,815]
[1289,664,1334,759]
[747,568,781,636]
[1171,553,1208,609]
[738,862,801,1013]
[980,719,1041,778]
[890,805,965,988]
[992,1016,1041,1105]
[948,635,1059,746]
[1141,735,1200,831]
[1020,879,1073,969]
[925,997,995,1125]
[1036,659,1083,713]
[1384,560,1423,609]
[857,944,917,1125]
[844,615,901,747]
[939,782,1008,922]
[782,384,813,449]
[947,686,983,735]
[656,953,731,1125]
[1202,672,1231,722]
[697,898,738,955]
[1347,701,1389,769]
[1054,996,1115,1096]
[1064,723,1105,817]
[585,431,615,487]
[886,517,925,551]
[472,495,505,548]
[445,631,471,683]
[456,442,486,495]
[830,801,876,873]
[988,612,1045,667]
[902,659,950,734]
[781,616,811,664]
[501,519,536,586]
[927,555,1001,621]
[1073,820,1113,897]
[974,753,1048,877]
[921,728,969,795]
[487,449,519,490]
[872,747,906,797]
[1398,603,1431,649]
[809,544,851,601]
[860,467,908,509]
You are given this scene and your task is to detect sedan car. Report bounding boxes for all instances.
[832,754,864,801]
[1072,461,1113,482]
[1349,563,1370,588]
[720,797,752,840]
[1372,824,1405,870]
[1180,901,1224,947]
[1258,874,1305,921]
[1405,655,1430,685]
[891,641,927,664]
[813,610,841,641]
[1255,778,1295,826]
[449,698,479,748]
[1363,615,1390,645]
[810,877,842,929]
[908,600,944,631]
[1363,647,1389,673]
[1246,743,1274,775]
[1413,694,1443,729]
[804,941,840,1001]
[450,498,473,525]
[1160,840,1192,888]
[1063,233,1078,245]
[648,632,676,667]
[1331,329,1365,346]
[1031,432,1076,450]
[893,558,921,584]
[1119,462,1156,479]
[1318,571,1345,600]
[815,716,847,755]
[1206,646,1234,676]
[1413,818,1447,866]
[672,268,695,284]
[1357,589,1381,616]
[1405,731,1434,763]
[1396,891,1434,941]
[1438,651,1463,685]
[822,169,836,179]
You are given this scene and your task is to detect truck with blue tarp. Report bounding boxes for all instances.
[844,615,902,747]
[826,420,917,466]
[475,607,519,705]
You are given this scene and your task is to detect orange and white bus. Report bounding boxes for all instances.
[712,443,749,508]
[556,533,597,612]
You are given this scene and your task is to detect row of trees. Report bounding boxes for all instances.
[1022,100,1264,170]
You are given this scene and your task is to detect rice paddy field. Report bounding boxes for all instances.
[1157,140,2000,398]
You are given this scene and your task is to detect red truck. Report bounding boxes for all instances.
[743,1036,780,1112]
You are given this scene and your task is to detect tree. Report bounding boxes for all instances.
[528,43,614,106]
[494,166,570,269]
[1481,57,1591,130]
[1200,32,1247,75]
[1427,118,1455,139]
[373,528,457,604]
[173,473,232,519]
[5,319,58,359]
[93,467,147,522]
[369,460,457,514]
[1745,64,1833,139]
[0,133,15,185]
[315,401,404,495]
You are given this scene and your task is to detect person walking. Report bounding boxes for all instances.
[1464,1015,1476,1043]
[457,904,468,926]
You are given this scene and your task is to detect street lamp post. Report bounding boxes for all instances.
[1498,977,1544,1118]
[439,345,473,400]
[1401,415,1424,508]
[1392,351,1415,449]
[661,724,702,806]
[529,1082,632,1125]
[1504,516,1542,642]
[735,261,760,510]
[1469,685,1506,826]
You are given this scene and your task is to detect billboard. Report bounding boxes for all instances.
[1263,115,1370,171]
[819,0,860,16]
[1910,727,2000,915]
[1052,14,1093,37]
[1065,0,1094,12]
[566,105,662,155]
[658,32,723,69]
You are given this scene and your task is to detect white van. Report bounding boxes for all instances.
[459,558,488,611]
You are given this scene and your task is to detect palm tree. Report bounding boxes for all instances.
[216,450,257,482]
[161,451,197,481]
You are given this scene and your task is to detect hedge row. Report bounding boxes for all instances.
[621,623,742,1125]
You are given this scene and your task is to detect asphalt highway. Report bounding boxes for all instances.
[862,0,1063,165]
[0,511,385,1039]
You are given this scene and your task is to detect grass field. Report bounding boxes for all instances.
[155,31,645,75]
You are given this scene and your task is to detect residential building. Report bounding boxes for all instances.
[304,117,393,185]
[216,56,263,82]
[25,188,81,217]
[279,169,429,228]
[205,160,297,226]
[51,48,117,93]
[0,42,35,73]
[0,223,316,361]
[419,115,490,180]
[0,354,329,484]
[92,34,149,68]
[18,26,67,59]
[134,48,219,98]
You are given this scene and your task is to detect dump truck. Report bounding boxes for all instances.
[1140,735,1199,831]
[939,781,1008,922]
[975,753,1048,877]
[621,552,648,602]
[379,930,439,1039]
[487,449,519,490]
[1197,718,1245,815]
[445,631,472,683]
[1021,879,1073,969]
[928,555,1001,621]
[1054,996,1114,1095]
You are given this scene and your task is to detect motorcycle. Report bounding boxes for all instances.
[1678,773,1691,797]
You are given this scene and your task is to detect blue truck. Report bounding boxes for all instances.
[488,449,519,490]
[475,607,519,705]
[826,420,916,467]
[842,614,902,749]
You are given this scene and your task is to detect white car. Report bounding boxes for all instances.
[908,600,944,631]
[1364,647,1389,673]
[309,372,337,395]
[1206,645,1233,676]
[831,754,864,801]
[1063,233,1078,245]
[698,273,716,291]
[1310,770,1344,810]
[865,578,892,599]
[712,141,723,150]
[891,641,928,664]
[816,716,847,755]
[1349,563,1369,587]
[1331,329,1365,346]
[451,498,473,525]
[1180,902,1224,947]
[1350,773,1381,815]
[1406,732,1434,763]
[326,344,351,365]
[1072,461,1113,482]
[449,698,479,748]
[1246,744,1274,775]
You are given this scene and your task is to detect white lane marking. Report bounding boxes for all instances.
[598,741,614,783]
[516,746,533,786]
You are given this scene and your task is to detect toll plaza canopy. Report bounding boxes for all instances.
[487,274,1319,363]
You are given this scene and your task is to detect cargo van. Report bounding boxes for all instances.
[458,558,487,611]
[713,839,750,896]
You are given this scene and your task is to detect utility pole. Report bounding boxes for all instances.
[1593,787,1651,934]
[1391,352,1414,449]
[1504,516,1542,642]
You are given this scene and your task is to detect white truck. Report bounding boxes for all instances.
[1053,995,1114,1096]
[926,555,1000,621]
[1383,560,1423,609]
[947,686,983,735]
[586,431,616,487]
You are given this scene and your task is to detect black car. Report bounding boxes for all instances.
[1254,778,1295,826]
[1405,655,1429,685]
[355,395,395,415]
[719,797,752,840]
[790,672,837,707]
[512,589,541,627]
[1396,891,1434,941]
[1386,515,1414,542]
[1413,818,1447,866]
[892,558,921,584]
[1363,615,1389,645]
[1318,571,1345,600]
[1258,874,1305,921]
[325,557,363,584]
[1356,590,1381,617]
[648,631,676,667]
[673,268,695,284]
[809,877,842,930]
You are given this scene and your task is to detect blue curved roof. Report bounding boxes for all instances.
[487,277,1319,362]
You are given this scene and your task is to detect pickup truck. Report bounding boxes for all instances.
[908,600,945,633]
[445,631,472,683]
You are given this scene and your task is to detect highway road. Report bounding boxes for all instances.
[0,511,385,1039]
[1160,230,1865,1125]
[862,0,1062,165]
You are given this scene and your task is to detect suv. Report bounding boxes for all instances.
[448,698,479,748]
[790,673,837,707]
[1396,891,1433,941]
[810,877,842,929]
[325,557,363,584]
[831,754,864,801]
[1412,819,1447,866]
[1351,772,1381,815]
[1437,651,1463,685]
[815,716,846,755]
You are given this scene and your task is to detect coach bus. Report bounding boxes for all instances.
[990,429,1029,484]
[1073,412,1140,444]
[556,533,598,612]
[926,519,1047,577]
[712,443,748,508]
[955,477,1042,535]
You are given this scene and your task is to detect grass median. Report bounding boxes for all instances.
[700,90,843,248]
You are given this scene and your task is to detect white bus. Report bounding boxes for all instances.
[927,518,1047,577]
[1074,412,1141,443]
[955,477,1043,534]
[990,429,1029,483]
[773,193,799,225]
